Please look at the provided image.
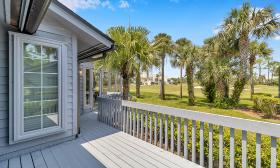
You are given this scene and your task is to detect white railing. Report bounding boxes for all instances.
[97,97,280,168]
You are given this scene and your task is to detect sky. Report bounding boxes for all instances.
[59,0,280,77]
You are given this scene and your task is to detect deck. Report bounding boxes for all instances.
[0,112,202,168]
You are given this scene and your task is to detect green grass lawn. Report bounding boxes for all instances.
[129,83,279,123]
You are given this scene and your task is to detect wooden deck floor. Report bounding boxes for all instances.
[0,112,202,168]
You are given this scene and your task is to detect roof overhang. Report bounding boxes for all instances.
[4,0,114,62]
[50,0,114,62]
[5,0,52,34]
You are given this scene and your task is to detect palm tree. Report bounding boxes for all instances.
[249,41,272,99]
[153,33,173,100]
[132,27,155,98]
[171,38,192,98]
[265,56,273,81]
[186,45,200,105]
[105,26,153,100]
[221,3,280,103]
[256,57,265,78]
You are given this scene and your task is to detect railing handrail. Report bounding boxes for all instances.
[122,100,280,138]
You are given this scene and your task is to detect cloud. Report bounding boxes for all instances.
[273,35,280,40]
[102,0,115,10]
[119,0,130,8]
[58,0,118,11]
[58,0,101,11]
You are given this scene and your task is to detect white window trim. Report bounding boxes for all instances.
[9,32,67,144]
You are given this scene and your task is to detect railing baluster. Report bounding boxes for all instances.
[171,116,174,153]
[141,110,144,139]
[177,117,181,156]
[129,107,132,135]
[159,114,163,148]
[122,106,126,132]
[184,118,188,159]
[208,123,213,168]
[145,111,148,142]
[137,109,139,138]
[154,113,158,145]
[200,122,204,166]
[192,120,196,163]
[219,126,223,168]
[271,136,277,168]
[242,130,247,168]
[165,114,168,151]
[150,112,153,144]
[256,133,261,168]
[133,108,136,137]
[126,107,129,133]
[230,128,235,168]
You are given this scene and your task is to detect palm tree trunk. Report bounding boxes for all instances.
[186,63,194,105]
[180,66,183,99]
[249,56,255,100]
[232,35,249,103]
[136,69,141,98]
[222,78,229,98]
[122,73,129,100]
[160,56,165,100]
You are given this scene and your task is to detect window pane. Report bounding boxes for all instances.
[43,74,58,86]
[24,43,41,59]
[42,46,58,61]
[24,88,41,102]
[43,100,58,114]
[43,114,58,128]
[23,43,59,133]
[43,59,58,73]
[43,88,58,100]
[24,102,41,117]
[24,73,41,87]
[24,116,41,132]
[24,58,41,72]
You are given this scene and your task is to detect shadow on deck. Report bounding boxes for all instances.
[0,112,202,168]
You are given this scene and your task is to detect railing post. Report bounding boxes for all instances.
[177,117,181,156]
[200,122,204,167]
[192,120,196,163]
[165,114,168,151]
[171,116,174,153]
[219,126,223,168]
[184,118,188,159]
[154,113,158,146]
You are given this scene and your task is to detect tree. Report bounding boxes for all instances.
[249,41,272,99]
[186,45,200,105]
[256,57,265,78]
[265,56,273,81]
[171,38,192,98]
[153,33,173,100]
[221,3,280,103]
[133,27,156,98]
[105,26,154,100]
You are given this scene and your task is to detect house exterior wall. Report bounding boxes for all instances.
[0,3,77,160]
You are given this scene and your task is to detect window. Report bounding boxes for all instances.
[10,33,66,142]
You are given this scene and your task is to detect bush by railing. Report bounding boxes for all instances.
[97,97,280,168]
[253,95,280,117]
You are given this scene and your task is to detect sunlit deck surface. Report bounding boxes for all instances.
[0,112,202,168]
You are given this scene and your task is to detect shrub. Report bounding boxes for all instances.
[203,81,216,103]
[253,95,280,117]
[214,98,235,109]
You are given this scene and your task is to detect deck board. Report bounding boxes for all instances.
[31,151,47,168]
[0,160,8,168]
[20,154,34,168]
[1,112,202,168]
